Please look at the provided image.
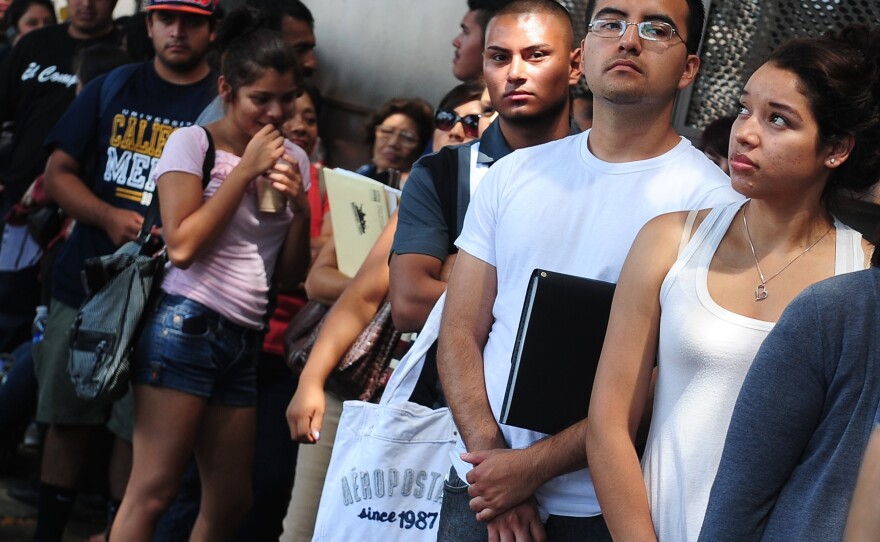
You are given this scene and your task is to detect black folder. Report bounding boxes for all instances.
[499,269,616,434]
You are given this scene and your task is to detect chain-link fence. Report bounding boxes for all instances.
[687,0,880,131]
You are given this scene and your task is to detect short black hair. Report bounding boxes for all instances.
[583,0,705,55]
[74,43,132,86]
[119,13,154,61]
[467,0,512,33]
[257,0,314,29]
[698,115,735,159]
[492,0,574,47]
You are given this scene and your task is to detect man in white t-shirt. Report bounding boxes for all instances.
[436,0,742,540]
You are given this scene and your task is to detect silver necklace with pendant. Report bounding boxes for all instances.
[741,203,832,301]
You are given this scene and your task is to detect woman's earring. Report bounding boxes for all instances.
[830,158,836,165]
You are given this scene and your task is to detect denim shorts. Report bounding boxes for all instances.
[132,292,261,406]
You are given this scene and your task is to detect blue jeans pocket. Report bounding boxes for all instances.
[443,467,469,493]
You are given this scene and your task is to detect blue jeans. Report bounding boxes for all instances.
[132,293,260,406]
[436,468,612,541]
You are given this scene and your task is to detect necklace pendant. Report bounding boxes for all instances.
[755,284,768,301]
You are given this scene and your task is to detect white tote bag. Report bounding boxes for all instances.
[312,293,456,542]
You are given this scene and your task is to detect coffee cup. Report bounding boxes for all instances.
[256,175,286,213]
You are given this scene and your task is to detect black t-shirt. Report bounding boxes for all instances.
[45,62,217,307]
[0,23,120,207]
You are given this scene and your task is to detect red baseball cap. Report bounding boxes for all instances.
[144,0,219,17]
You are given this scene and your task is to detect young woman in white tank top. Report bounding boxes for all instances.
[587,26,879,542]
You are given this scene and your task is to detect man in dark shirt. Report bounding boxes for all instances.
[0,0,119,219]
[33,1,218,539]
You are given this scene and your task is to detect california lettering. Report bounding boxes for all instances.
[102,111,192,205]
[341,467,445,506]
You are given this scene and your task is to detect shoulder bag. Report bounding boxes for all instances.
[67,127,215,402]
[285,297,401,402]
[311,293,455,542]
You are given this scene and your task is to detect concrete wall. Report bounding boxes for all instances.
[308,0,463,112]
[305,0,466,168]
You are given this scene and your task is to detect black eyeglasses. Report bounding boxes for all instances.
[434,108,480,139]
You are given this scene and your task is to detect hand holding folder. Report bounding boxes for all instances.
[500,269,616,435]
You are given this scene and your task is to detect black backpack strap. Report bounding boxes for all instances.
[419,146,461,255]
[453,144,472,243]
[138,126,216,243]
[99,64,140,118]
[200,126,215,186]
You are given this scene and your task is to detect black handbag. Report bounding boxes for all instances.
[67,128,215,402]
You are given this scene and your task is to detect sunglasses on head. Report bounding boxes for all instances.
[434,108,480,138]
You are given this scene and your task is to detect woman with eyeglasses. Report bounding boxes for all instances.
[432,80,485,151]
[586,24,878,542]
[356,97,433,186]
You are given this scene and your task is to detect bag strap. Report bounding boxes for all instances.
[78,64,141,190]
[380,291,447,405]
[420,147,460,255]
[138,126,215,244]
[99,64,140,118]
[454,144,472,243]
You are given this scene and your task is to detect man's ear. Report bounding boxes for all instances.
[569,46,583,86]
[145,12,153,38]
[677,54,700,91]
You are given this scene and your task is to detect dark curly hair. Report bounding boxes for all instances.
[766,24,880,202]
[467,0,514,33]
